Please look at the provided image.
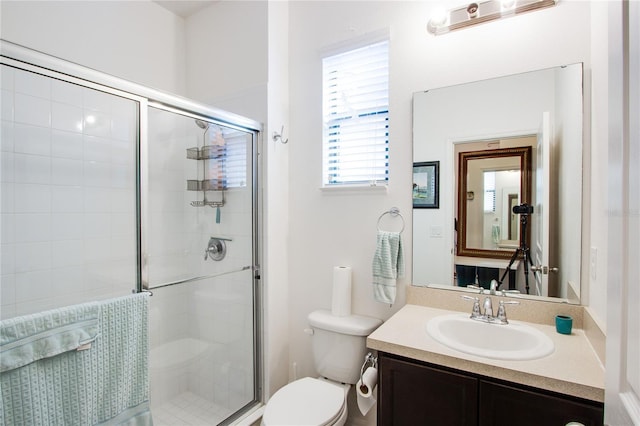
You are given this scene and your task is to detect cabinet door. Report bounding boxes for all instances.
[479,380,604,426]
[378,354,478,426]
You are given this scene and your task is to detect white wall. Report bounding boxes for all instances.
[0,0,187,95]
[264,1,291,400]
[586,1,609,330]
[183,0,268,129]
[287,2,602,407]
[185,2,267,108]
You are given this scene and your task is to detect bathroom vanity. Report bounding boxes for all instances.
[367,295,605,426]
[376,352,603,425]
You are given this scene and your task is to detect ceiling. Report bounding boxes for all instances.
[153,1,216,18]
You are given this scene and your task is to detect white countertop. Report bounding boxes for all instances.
[367,304,605,402]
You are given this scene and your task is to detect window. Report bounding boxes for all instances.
[322,39,389,186]
[223,129,249,188]
[484,171,496,212]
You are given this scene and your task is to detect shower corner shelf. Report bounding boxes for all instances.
[187,179,227,192]
[191,199,224,208]
[187,144,226,208]
[186,145,225,160]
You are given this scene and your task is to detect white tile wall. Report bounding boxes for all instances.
[0,65,138,318]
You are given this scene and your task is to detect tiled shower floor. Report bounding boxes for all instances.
[152,392,233,426]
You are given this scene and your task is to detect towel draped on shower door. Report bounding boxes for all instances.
[372,230,405,305]
[0,293,153,426]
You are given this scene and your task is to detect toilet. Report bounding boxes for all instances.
[262,310,382,426]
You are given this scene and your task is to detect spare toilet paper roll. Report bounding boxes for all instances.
[331,266,352,317]
[356,367,378,415]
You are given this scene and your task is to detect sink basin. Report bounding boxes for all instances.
[426,314,554,360]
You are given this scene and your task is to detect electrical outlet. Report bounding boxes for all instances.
[590,247,597,280]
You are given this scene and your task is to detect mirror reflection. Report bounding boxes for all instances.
[457,145,531,258]
[412,64,583,303]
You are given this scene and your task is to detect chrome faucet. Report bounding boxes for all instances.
[462,295,520,324]
[489,279,498,295]
[483,297,494,317]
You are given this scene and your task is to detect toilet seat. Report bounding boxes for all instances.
[262,377,347,426]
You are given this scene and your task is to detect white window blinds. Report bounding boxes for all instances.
[223,130,248,188]
[484,171,496,212]
[322,40,389,186]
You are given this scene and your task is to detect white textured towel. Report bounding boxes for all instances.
[0,301,99,373]
[0,293,153,426]
[372,231,405,305]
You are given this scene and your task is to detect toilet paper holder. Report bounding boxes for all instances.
[360,352,378,383]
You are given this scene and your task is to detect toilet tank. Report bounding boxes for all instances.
[308,310,382,384]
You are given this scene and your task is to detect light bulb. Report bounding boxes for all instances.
[501,0,516,10]
[429,8,448,27]
[427,8,448,34]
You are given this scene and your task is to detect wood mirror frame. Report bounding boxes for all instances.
[457,146,532,259]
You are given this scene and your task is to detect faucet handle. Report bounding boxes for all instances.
[466,285,485,294]
[461,295,481,318]
[496,300,520,324]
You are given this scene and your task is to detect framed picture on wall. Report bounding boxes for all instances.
[413,161,439,208]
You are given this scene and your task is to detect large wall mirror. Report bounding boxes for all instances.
[412,63,584,303]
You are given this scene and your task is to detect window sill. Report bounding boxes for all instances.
[320,184,388,193]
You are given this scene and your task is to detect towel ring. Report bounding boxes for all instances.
[377,207,405,233]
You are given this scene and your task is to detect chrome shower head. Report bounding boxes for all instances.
[195,119,209,130]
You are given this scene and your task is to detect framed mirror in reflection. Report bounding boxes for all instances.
[457,146,532,258]
[412,63,584,303]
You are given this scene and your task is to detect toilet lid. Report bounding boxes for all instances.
[263,377,345,426]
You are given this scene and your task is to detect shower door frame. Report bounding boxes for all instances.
[1,40,264,423]
[141,101,264,423]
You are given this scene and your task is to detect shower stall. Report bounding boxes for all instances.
[0,41,262,425]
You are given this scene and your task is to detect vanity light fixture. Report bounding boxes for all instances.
[427,0,557,35]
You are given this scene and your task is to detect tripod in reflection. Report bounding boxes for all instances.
[498,204,537,295]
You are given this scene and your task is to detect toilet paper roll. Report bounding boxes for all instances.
[356,367,378,415]
[331,266,352,317]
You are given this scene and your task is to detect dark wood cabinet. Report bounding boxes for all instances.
[377,352,604,426]
[378,353,478,426]
[479,380,604,426]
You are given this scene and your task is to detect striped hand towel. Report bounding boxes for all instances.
[492,224,501,244]
[372,230,405,305]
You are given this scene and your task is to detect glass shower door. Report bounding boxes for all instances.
[0,64,139,319]
[144,106,259,425]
